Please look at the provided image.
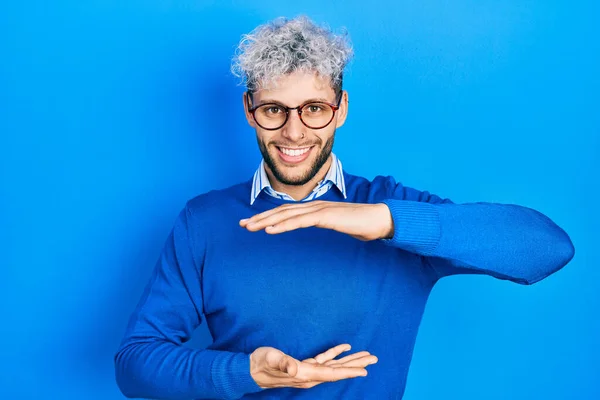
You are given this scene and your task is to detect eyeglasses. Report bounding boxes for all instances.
[246,91,343,130]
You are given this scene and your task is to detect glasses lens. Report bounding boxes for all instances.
[254,104,287,129]
[300,102,334,129]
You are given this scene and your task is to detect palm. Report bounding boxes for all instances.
[250,344,377,389]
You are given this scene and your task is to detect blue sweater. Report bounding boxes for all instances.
[114,173,574,399]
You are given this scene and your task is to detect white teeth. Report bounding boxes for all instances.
[281,147,310,156]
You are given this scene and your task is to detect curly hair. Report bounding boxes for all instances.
[231,16,353,95]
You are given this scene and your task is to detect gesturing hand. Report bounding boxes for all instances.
[250,343,378,389]
[240,201,394,241]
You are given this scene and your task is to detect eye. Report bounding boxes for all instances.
[265,106,283,114]
[306,104,324,113]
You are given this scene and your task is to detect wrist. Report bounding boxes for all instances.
[249,351,261,383]
[376,203,395,239]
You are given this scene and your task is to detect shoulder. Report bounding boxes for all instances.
[343,172,404,202]
[343,171,451,204]
[184,179,252,220]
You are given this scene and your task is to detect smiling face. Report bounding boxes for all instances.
[244,71,348,189]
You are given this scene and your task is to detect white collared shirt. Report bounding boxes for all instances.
[250,153,347,205]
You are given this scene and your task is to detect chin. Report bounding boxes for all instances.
[272,166,315,186]
[259,136,334,187]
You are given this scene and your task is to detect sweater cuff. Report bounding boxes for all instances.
[211,351,264,399]
[379,199,441,255]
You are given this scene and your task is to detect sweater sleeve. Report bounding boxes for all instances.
[377,177,575,285]
[114,204,264,399]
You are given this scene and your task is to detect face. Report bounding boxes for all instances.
[244,71,348,186]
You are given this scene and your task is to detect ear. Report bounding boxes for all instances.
[243,92,257,128]
[335,90,349,128]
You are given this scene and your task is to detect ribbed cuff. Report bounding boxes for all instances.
[379,199,441,255]
[211,351,264,399]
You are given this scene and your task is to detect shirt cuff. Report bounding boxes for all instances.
[211,351,264,399]
[379,199,441,255]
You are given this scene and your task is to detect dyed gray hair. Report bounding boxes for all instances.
[231,16,353,95]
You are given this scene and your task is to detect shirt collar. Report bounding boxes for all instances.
[250,153,347,205]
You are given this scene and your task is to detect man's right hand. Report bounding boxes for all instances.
[249,343,378,389]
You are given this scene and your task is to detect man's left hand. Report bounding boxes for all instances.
[240,201,394,241]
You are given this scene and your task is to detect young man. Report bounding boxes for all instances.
[114,16,575,399]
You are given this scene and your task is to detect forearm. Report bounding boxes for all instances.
[114,204,264,399]
[380,199,575,284]
[114,339,261,399]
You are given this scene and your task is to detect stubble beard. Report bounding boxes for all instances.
[257,134,335,186]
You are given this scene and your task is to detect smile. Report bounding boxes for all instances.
[276,146,314,164]
[277,147,312,156]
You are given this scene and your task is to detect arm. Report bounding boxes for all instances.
[238,175,574,285]
[379,179,575,285]
[114,204,263,399]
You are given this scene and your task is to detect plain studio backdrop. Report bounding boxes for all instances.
[1,1,598,399]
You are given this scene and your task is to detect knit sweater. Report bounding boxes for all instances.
[114,172,574,399]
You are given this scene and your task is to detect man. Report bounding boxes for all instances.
[114,16,575,399]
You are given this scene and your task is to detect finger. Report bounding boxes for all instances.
[240,202,324,227]
[330,355,378,368]
[297,363,367,382]
[245,204,326,231]
[323,351,371,365]
[313,344,352,364]
[294,380,323,389]
[302,343,351,364]
[279,355,299,377]
[266,351,300,377]
[239,206,287,227]
[264,211,328,234]
[246,208,315,231]
[247,200,331,226]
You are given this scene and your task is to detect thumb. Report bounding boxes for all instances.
[279,355,298,377]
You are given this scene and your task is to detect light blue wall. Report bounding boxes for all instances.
[2,1,598,399]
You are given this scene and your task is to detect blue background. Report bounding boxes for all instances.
[1,1,598,399]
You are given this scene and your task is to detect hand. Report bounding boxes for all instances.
[249,343,378,389]
[240,201,394,241]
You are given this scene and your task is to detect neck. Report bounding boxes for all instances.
[266,156,333,201]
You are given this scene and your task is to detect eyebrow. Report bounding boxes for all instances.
[255,97,333,107]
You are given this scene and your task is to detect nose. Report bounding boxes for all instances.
[281,110,306,142]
